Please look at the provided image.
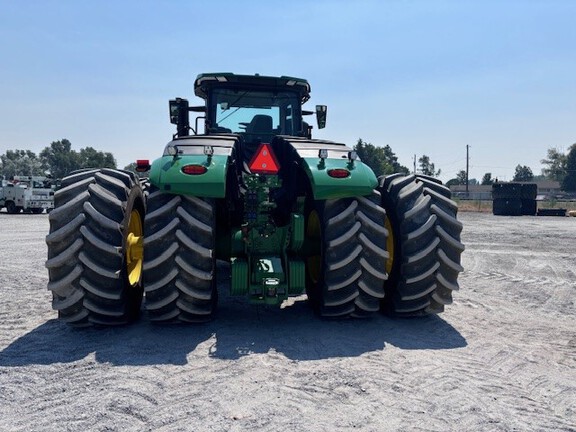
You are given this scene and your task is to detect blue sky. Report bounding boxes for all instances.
[1,0,575,183]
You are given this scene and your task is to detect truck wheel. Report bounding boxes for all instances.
[144,188,217,323]
[305,194,387,318]
[379,174,445,316]
[45,169,145,326]
[6,201,20,214]
[31,208,44,214]
[415,175,464,311]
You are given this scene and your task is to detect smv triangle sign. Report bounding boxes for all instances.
[249,143,280,174]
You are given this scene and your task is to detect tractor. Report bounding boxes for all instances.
[46,73,464,326]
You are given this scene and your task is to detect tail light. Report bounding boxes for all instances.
[182,164,208,175]
[327,168,350,178]
[136,160,151,172]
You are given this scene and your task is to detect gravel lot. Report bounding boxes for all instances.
[0,211,574,431]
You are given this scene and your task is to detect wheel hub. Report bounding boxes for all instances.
[126,210,143,286]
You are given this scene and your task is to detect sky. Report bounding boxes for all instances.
[1,0,575,183]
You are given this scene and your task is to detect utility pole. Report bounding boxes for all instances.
[413,154,416,174]
[466,145,470,196]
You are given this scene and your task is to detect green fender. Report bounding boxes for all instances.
[301,157,378,200]
[149,154,229,198]
[148,136,237,198]
[276,137,377,199]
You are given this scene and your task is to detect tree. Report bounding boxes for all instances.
[456,169,467,184]
[40,139,80,179]
[446,170,468,187]
[0,149,43,179]
[417,154,441,177]
[353,139,409,178]
[561,144,576,191]
[40,139,116,179]
[513,165,534,182]
[78,147,116,170]
[481,172,494,185]
[541,147,567,181]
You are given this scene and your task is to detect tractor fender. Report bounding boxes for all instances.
[149,135,238,198]
[275,137,378,200]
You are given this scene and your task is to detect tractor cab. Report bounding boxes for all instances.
[169,73,327,158]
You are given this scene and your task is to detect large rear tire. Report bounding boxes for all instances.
[143,188,217,323]
[379,174,462,315]
[415,174,464,311]
[45,169,145,326]
[305,193,387,318]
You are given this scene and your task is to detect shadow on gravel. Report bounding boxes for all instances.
[0,296,466,366]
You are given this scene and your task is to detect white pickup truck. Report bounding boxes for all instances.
[0,176,55,214]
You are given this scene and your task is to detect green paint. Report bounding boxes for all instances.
[228,172,306,304]
[149,154,229,198]
[302,158,377,200]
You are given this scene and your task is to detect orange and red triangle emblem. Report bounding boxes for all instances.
[249,143,280,174]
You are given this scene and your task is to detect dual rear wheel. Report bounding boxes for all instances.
[305,174,464,318]
[143,187,217,323]
[305,193,388,318]
[46,169,145,326]
[46,171,463,325]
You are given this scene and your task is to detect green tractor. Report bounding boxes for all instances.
[46,73,464,326]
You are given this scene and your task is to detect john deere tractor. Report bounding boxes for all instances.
[46,73,464,326]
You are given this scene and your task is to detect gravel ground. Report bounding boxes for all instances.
[0,211,574,431]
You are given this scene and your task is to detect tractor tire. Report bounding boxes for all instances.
[520,183,537,200]
[537,208,567,217]
[45,168,145,326]
[139,177,150,198]
[415,175,464,311]
[379,174,451,316]
[521,199,537,216]
[492,183,521,200]
[305,193,387,318]
[493,198,522,216]
[144,188,217,323]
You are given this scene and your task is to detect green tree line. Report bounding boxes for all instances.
[353,139,410,177]
[540,144,576,191]
[447,144,576,191]
[353,138,443,178]
[0,139,116,180]
[3,138,575,192]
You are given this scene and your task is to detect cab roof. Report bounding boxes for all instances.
[194,73,311,103]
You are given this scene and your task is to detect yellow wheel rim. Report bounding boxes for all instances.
[126,209,144,286]
[306,210,322,284]
[385,216,394,275]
